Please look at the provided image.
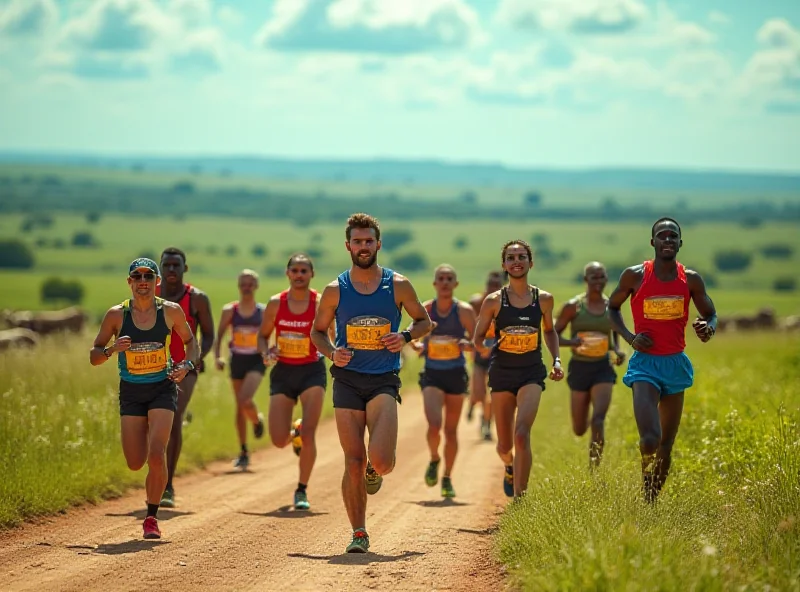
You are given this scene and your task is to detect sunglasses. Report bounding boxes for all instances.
[130,272,157,281]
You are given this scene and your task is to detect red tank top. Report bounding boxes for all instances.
[275,290,319,365]
[156,283,197,363]
[631,260,690,355]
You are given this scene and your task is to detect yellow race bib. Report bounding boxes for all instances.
[486,322,496,339]
[278,332,311,359]
[576,331,609,357]
[346,316,391,350]
[498,326,539,354]
[427,337,462,361]
[232,329,259,350]
[643,296,684,320]
[125,342,168,375]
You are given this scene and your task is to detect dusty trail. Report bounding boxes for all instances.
[0,391,509,591]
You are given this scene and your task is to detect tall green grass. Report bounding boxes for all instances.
[496,333,800,590]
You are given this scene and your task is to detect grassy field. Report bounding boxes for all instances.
[495,333,800,591]
[1,213,799,318]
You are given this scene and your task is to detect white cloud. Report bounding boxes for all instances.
[756,18,800,50]
[496,0,648,35]
[167,0,212,27]
[217,5,243,27]
[170,28,224,75]
[0,0,58,36]
[256,0,485,54]
[708,11,729,26]
[740,19,800,113]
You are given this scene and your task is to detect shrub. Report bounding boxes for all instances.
[380,228,413,252]
[41,277,84,304]
[713,250,752,273]
[252,244,268,258]
[453,236,469,250]
[72,231,98,248]
[0,239,35,269]
[760,244,793,259]
[393,251,427,272]
[773,277,797,292]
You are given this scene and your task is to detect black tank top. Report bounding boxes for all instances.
[118,298,172,383]
[491,286,542,369]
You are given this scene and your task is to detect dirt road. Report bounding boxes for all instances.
[0,391,509,591]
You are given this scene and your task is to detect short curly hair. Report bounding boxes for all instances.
[346,213,381,241]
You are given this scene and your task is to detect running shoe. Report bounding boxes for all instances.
[142,516,161,539]
[291,418,303,457]
[254,413,265,439]
[234,452,250,471]
[481,418,493,441]
[294,489,310,511]
[424,459,440,487]
[466,403,475,422]
[159,487,175,508]
[441,476,456,498]
[365,461,383,495]
[503,465,514,498]
[346,528,370,553]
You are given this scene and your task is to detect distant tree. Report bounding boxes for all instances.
[53,238,66,249]
[460,190,477,205]
[172,181,195,194]
[380,228,413,252]
[41,277,84,304]
[86,211,101,224]
[252,244,268,258]
[740,216,762,229]
[453,236,469,250]
[760,244,794,259]
[138,250,156,261]
[189,165,203,175]
[72,231,98,248]
[20,219,35,233]
[264,263,285,278]
[600,196,619,217]
[131,163,144,173]
[524,191,542,207]
[530,233,549,248]
[393,251,427,272]
[306,245,325,259]
[225,245,238,257]
[205,245,219,256]
[35,237,49,248]
[0,239,35,269]
[773,277,797,292]
[713,250,752,273]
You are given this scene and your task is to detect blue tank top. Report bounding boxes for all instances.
[335,267,401,374]
[424,300,466,370]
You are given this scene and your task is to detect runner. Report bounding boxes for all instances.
[473,240,564,499]
[554,261,626,468]
[89,258,199,539]
[467,271,504,441]
[608,217,717,503]
[156,247,214,509]
[258,254,328,511]
[310,213,432,554]
[410,264,476,499]
[214,269,266,471]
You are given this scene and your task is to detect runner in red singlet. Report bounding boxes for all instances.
[258,253,328,511]
[156,247,215,508]
[608,218,717,502]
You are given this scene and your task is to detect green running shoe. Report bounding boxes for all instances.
[159,487,175,508]
[424,459,440,487]
[441,476,456,498]
[365,461,383,495]
[346,528,370,553]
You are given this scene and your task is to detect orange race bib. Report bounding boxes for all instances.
[486,322,496,339]
[427,337,461,361]
[643,296,684,320]
[232,328,259,350]
[498,326,539,354]
[576,332,609,357]
[125,342,168,375]
[346,316,391,350]
[278,332,311,359]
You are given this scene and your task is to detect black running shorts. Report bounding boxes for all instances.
[418,367,469,395]
[331,365,401,411]
[119,378,178,416]
[270,358,327,401]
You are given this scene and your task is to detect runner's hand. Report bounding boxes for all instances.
[549,359,564,381]
[113,336,131,353]
[381,332,406,353]
[169,361,192,383]
[261,346,279,366]
[692,318,715,342]
[410,341,425,357]
[215,357,226,371]
[332,347,353,367]
[630,333,653,352]
[570,336,584,349]
[458,339,473,352]
[613,349,627,366]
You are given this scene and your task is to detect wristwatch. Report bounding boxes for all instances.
[184,360,196,372]
[401,330,413,343]
[102,346,113,358]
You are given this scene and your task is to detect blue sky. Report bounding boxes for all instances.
[0,0,799,172]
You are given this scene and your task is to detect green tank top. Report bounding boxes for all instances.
[117,298,172,383]
[569,294,613,362]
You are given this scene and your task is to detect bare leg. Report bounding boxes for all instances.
[442,394,465,477]
[268,394,296,448]
[335,408,367,530]
[513,383,543,497]
[145,408,175,505]
[588,383,613,468]
[297,386,324,486]
[166,371,197,490]
[423,386,445,463]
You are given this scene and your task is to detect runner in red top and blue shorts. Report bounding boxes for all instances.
[608,218,717,503]
[259,253,328,511]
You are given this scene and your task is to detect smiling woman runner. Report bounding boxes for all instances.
[89,258,199,540]
[473,240,564,500]
[409,264,476,499]
[554,261,626,469]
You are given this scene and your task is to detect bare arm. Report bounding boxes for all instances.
[554,299,579,347]
[89,307,124,366]
[192,291,215,365]
[213,304,234,362]
[395,275,433,340]
[540,291,565,381]
[166,302,200,365]
[457,301,476,351]
[258,297,280,357]
[472,291,500,356]
[310,282,340,363]
[608,265,653,352]
[687,270,718,342]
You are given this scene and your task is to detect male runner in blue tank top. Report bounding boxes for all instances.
[89,258,199,539]
[473,241,564,500]
[409,264,476,499]
[311,213,432,554]
[214,269,267,471]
